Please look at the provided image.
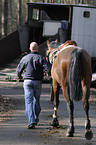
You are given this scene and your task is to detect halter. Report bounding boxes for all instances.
[46,47,61,64]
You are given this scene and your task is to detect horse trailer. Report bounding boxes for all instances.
[18,2,96,72]
[0,2,96,72]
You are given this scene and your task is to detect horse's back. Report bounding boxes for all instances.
[57,46,91,74]
[52,47,76,84]
[52,46,92,85]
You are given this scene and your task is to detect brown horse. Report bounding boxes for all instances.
[46,40,93,140]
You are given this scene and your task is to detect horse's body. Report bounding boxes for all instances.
[47,40,93,140]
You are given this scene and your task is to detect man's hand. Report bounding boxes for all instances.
[17,76,23,82]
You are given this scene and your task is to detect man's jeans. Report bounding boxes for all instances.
[23,79,42,126]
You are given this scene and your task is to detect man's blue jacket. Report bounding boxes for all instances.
[16,51,51,81]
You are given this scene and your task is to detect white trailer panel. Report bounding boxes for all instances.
[42,21,61,37]
[71,7,96,57]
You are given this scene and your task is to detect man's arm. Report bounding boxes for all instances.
[16,59,25,79]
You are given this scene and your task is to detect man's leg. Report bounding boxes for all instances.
[34,80,42,123]
[23,80,36,126]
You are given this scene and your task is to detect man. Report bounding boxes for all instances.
[16,42,51,129]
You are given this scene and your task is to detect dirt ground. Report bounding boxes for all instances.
[0,57,96,121]
[0,57,96,145]
[0,85,96,122]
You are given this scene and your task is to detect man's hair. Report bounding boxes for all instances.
[30,42,38,51]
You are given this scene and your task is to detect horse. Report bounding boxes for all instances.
[46,40,93,140]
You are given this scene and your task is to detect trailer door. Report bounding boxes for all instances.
[71,6,96,57]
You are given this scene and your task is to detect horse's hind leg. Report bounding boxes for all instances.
[82,82,93,140]
[52,79,60,127]
[66,99,74,137]
[62,85,74,137]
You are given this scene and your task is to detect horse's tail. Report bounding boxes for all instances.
[69,48,82,101]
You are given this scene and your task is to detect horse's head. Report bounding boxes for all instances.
[47,40,62,50]
[46,40,62,63]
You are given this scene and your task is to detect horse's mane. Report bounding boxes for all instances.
[64,40,77,46]
[54,40,78,51]
[61,40,77,48]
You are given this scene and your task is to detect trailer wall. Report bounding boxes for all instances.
[71,6,96,57]
[0,31,21,65]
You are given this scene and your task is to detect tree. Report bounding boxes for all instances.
[0,0,2,38]
[0,0,96,39]
[18,0,22,24]
[4,0,8,36]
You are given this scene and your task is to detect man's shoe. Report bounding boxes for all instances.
[28,123,35,129]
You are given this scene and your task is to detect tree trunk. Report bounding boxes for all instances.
[9,0,12,17]
[0,0,2,38]
[18,0,22,24]
[4,0,8,36]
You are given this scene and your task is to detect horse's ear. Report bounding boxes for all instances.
[55,39,58,42]
[47,40,50,47]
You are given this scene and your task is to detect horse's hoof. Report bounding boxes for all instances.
[67,126,75,133]
[52,118,59,127]
[85,130,93,140]
[66,128,74,137]
[66,132,74,137]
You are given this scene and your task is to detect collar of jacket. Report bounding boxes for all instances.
[30,51,39,55]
